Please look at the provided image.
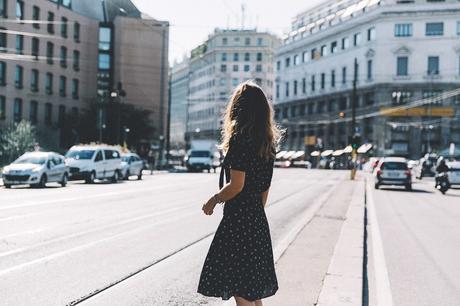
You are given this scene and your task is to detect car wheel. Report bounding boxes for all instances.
[111,171,120,183]
[61,173,68,187]
[405,184,412,191]
[137,170,142,180]
[374,183,379,189]
[4,184,11,189]
[37,174,47,188]
[85,171,96,184]
[124,170,130,180]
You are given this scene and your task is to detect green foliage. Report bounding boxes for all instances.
[0,121,37,165]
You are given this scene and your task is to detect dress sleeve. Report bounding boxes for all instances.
[226,135,250,172]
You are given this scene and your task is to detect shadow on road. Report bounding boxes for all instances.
[378,187,434,194]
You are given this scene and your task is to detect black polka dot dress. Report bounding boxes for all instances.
[197,134,278,301]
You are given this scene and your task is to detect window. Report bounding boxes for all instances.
[342,66,347,84]
[392,91,412,105]
[98,54,110,70]
[62,0,71,8]
[256,64,262,72]
[58,105,66,125]
[16,0,24,20]
[331,41,338,54]
[32,6,40,29]
[426,22,444,36]
[245,37,250,45]
[0,96,5,119]
[220,64,227,72]
[353,33,361,46]
[276,84,280,99]
[233,53,239,61]
[59,76,66,96]
[341,37,349,50]
[30,100,38,124]
[257,52,262,61]
[331,70,336,87]
[397,56,408,76]
[0,61,5,85]
[285,82,289,97]
[72,79,79,99]
[311,48,317,60]
[221,52,227,62]
[99,27,111,51]
[293,80,298,95]
[367,27,376,41]
[61,17,68,38]
[60,46,67,68]
[293,54,299,65]
[16,35,23,54]
[276,60,281,71]
[302,51,309,63]
[457,21,460,36]
[31,69,39,92]
[231,78,238,87]
[48,12,55,34]
[285,57,290,68]
[15,65,23,89]
[367,60,373,80]
[321,73,325,89]
[0,0,6,17]
[32,38,39,59]
[74,22,80,42]
[244,64,250,72]
[321,45,328,57]
[0,28,7,52]
[311,75,316,92]
[233,65,239,72]
[45,103,52,125]
[395,23,412,37]
[45,72,53,94]
[222,37,227,45]
[14,98,22,122]
[302,78,307,94]
[46,42,54,64]
[427,56,439,75]
[73,50,80,70]
[257,38,263,46]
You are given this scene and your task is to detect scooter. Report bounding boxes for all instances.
[435,172,450,194]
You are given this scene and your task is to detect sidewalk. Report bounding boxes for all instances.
[262,176,365,306]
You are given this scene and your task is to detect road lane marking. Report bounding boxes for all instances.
[366,183,394,306]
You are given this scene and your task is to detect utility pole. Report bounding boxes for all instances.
[166,73,172,167]
[350,58,359,180]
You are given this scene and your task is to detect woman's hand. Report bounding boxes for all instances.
[202,196,217,215]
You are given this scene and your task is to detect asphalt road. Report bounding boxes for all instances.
[0,169,348,306]
[367,176,460,306]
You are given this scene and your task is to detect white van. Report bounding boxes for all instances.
[65,145,122,183]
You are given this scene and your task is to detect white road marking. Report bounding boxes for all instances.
[367,182,395,306]
[0,210,197,277]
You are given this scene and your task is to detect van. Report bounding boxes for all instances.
[65,145,122,183]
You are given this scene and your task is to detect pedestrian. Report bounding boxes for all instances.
[198,81,282,306]
[148,150,155,175]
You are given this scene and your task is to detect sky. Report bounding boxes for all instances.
[132,0,327,64]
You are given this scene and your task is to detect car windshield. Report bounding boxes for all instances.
[382,162,407,170]
[14,155,47,165]
[122,156,130,162]
[66,150,95,160]
[190,151,210,158]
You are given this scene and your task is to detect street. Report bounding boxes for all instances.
[366,176,460,306]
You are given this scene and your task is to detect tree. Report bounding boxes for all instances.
[0,121,37,165]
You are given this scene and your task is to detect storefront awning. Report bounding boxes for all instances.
[332,149,344,157]
[321,150,334,157]
[276,151,288,159]
[283,151,297,160]
[357,143,373,154]
[343,145,353,154]
[310,151,320,157]
[292,151,305,160]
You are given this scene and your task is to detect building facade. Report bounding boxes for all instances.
[275,0,460,159]
[184,29,280,146]
[170,58,189,150]
[0,0,169,150]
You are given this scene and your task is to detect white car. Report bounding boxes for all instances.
[121,153,144,180]
[185,150,221,173]
[65,145,122,184]
[2,152,69,188]
[446,161,460,186]
[374,157,412,191]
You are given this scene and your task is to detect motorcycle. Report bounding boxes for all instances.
[435,172,450,194]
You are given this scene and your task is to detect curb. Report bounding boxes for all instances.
[316,179,365,306]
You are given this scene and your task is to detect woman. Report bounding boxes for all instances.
[198,81,282,306]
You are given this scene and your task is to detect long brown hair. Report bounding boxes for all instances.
[221,81,283,160]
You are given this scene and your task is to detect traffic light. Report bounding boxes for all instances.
[339,111,346,118]
[351,134,361,150]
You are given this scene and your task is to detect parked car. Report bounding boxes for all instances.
[446,161,460,186]
[374,157,412,191]
[2,152,69,188]
[65,145,122,183]
[121,153,144,180]
[185,150,221,172]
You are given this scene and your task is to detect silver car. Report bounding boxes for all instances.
[121,153,144,180]
[2,152,69,188]
[374,157,412,191]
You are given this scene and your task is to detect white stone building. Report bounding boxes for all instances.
[184,29,280,145]
[275,0,460,158]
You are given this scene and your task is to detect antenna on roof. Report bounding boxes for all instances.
[241,3,245,29]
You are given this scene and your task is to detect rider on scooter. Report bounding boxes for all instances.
[435,157,449,186]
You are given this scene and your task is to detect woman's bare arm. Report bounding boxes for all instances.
[261,189,270,207]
